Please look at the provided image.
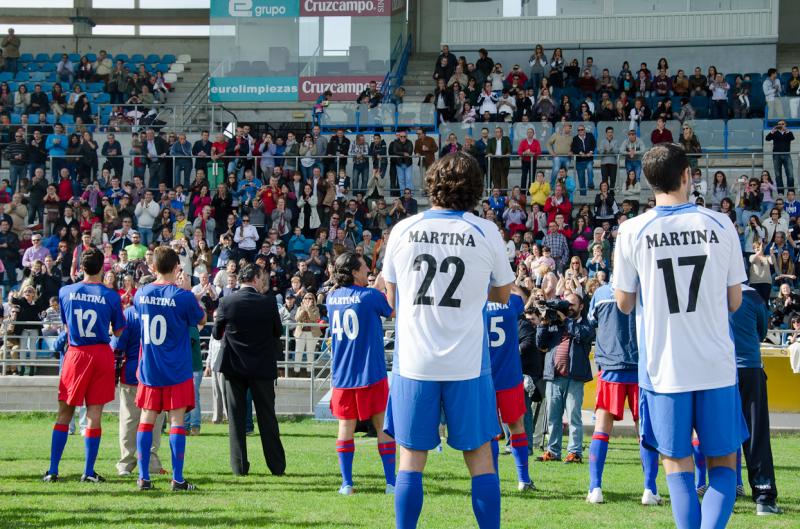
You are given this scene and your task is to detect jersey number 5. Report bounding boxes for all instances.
[413,254,465,307]
[488,316,506,347]
[656,255,707,314]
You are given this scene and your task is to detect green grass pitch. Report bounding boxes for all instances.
[0,414,797,528]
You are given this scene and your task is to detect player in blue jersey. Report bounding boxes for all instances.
[326,251,395,496]
[585,282,661,506]
[44,248,126,483]
[614,144,748,529]
[134,247,206,491]
[485,288,535,492]
[383,153,515,529]
[110,279,165,478]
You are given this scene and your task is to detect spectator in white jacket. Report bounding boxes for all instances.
[133,190,160,247]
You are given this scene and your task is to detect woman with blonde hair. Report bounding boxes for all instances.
[679,123,702,169]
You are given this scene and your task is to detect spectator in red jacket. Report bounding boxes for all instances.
[544,182,572,223]
[517,127,542,191]
[650,117,673,145]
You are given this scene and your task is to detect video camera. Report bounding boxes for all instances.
[535,299,572,321]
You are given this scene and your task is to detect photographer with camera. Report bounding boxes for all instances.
[534,293,594,463]
[519,298,546,452]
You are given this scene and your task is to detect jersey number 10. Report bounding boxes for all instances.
[141,314,168,346]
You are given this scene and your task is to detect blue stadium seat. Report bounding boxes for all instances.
[9,113,20,124]
[68,53,81,63]
[131,54,145,63]
[41,82,53,92]
[145,54,160,64]
[780,72,792,86]
[40,63,55,72]
[8,82,17,91]
[58,114,74,124]
[156,64,170,73]
[45,72,56,82]
[50,53,62,62]
[14,72,29,81]
[86,82,104,93]
[727,118,763,151]
[24,63,39,72]
[0,72,12,82]
[124,62,136,72]
[94,93,110,103]
[46,113,55,123]
[86,53,97,62]
[28,72,47,82]
[724,73,740,86]
[690,95,708,109]
[27,114,39,124]
[745,73,763,85]
[34,53,50,63]
[115,53,129,63]
[19,53,34,62]
[160,54,176,64]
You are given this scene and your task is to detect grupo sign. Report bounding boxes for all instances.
[299,76,382,101]
[212,0,300,18]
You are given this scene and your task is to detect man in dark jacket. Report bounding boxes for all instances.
[486,127,512,192]
[326,129,351,175]
[535,293,594,463]
[5,129,28,191]
[192,130,213,173]
[571,125,596,194]
[519,304,544,452]
[212,263,286,477]
[0,219,20,289]
[388,132,413,197]
[728,285,781,515]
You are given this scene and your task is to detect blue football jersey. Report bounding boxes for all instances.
[485,293,525,391]
[134,283,205,387]
[59,282,125,347]
[327,285,392,389]
[110,305,141,385]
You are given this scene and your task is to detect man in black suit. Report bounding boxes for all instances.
[143,128,169,189]
[212,264,286,476]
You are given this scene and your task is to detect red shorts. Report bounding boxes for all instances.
[595,377,639,421]
[136,378,195,413]
[330,377,389,421]
[495,382,526,424]
[58,344,115,407]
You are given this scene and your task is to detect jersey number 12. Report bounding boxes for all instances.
[656,255,707,314]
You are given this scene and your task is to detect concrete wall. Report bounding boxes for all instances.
[10,36,209,61]
[779,0,800,44]
[414,0,443,53]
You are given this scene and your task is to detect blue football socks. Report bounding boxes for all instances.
[509,433,531,484]
[336,439,355,487]
[666,471,702,529]
[471,473,501,529]
[136,423,154,481]
[395,471,423,529]
[640,442,660,494]
[589,432,609,490]
[701,467,736,529]
[169,426,187,483]
[378,441,396,487]
[48,423,69,475]
[83,428,101,477]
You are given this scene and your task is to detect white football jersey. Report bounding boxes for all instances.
[613,203,746,393]
[383,210,515,381]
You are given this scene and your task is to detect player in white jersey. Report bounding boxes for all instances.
[613,144,748,529]
[382,152,514,529]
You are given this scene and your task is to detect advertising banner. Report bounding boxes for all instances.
[299,76,382,101]
[300,0,402,17]
[211,0,300,18]
[210,76,300,102]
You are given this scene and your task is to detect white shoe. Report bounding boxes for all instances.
[338,484,354,496]
[385,484,395,495]
[642,489,663,506]
[117,470,132,477]
[518,481,536,492]
[586,487,604,504]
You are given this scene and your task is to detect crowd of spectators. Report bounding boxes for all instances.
[1,28,177,132]
[426,44,800,125]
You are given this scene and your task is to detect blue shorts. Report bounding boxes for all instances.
[639,385,749,459]
[384,373,500,452]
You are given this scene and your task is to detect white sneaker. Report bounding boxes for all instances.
[586,487,604,504]
[338,484,354,496]
[641,489,663,506]
[385,484,395,495]
[518,481,536,492]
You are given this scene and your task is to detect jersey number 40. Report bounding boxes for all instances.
[331,308,359,340]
